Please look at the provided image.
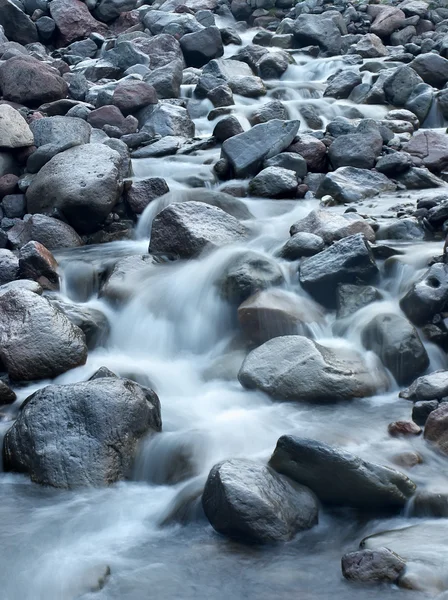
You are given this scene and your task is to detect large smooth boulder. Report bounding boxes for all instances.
[0,57,68,106]
[316,167,396,203]
[202,458,318,543]
[293,13,342,55]
[424,404,448,456]
[400,370,448,401]
[342,548,406,583]
[3,377,161,488]
[362,313,429,385]
[180,26,223,68]
[0,0,38,45]
[149,201,248,258]
[0,105,34,149]
[30,116,91,148]
[26,144,123,234]
[299,234,378,308]
[50,0,108,45]
[290,209,375,244]
[269,436,416,510]
[222,119,300,177]
[238,335,383,403]
[399,263,448,326]
[409,53,448,88]
[403,131,448,173]
[0,289,87,381]
[7,214,83,250]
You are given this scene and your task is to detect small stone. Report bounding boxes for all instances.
[388,421,422,437]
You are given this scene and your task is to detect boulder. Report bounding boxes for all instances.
[279,232,324,260]
[0,249,19,285]
[424,404,448,456]
[384,66,424,107]
[324,70,362,100]
[3,377,161,488]
[403,131,448,173]
[249,167,297,198]
[222,119,299,177]
[299,234,378,308]
[202,458,318,543]
[256,51,291,80]
[149,201,248,258]
[399,263,448,326]
[316,167,396,204]
[0,105,34,149]
[112,80,158,114]
[328,132,382,170]
[264,152,307,178]
[0,289,87,380]
[0,0,38,45]
[269,436,416,509]
[7,214,83,250]
[0,380,16,405]
[362,313,429,385]
[287,134,327,172]
[409,53,448,88]
[18,241,59,291]
[353,34,388,59]
[94,0,137,22]
[249,100,289,126]
[126,178,170,215]
[412,400,439,426]
[50,300,110,349]
[0,57,68,106]
[239,335,383,403]
[376,217,425,241]
[400,370,448,401]
[409,490,448,518]
[141,104,194,138]
[370,6,406,38]
[30,116,91,148]
[26,144,123,234]
[337,284,382,319]
[180,26,223,68]
[133,34,184,70]
[100,254,156,305]
[293,13,342,55]
[375,152,413,175]
[50,0,108,46]
[196,58,265,99]
[342,548,406,583]
[212,116,243,143]
[290,209,375,244]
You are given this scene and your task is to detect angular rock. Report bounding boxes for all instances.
[180,26,223,68]
[342,548,406,583]
[94,0,137,23]
[353,34,388,59]
[424,404,448,455]
[412,400,439,426]
[249,166,297,198]
[249,100,288,126]
[18,241,59,291]
[112,80,158,114]
[141,104,194,138]
[400,370,448,402]
[50,300,110,349]
[0,380,16,405]
[316,167,396,204]
[293,13,342,56]
[0,0,38,45]
[324,70,362,100]
[0,249,19,285]
[399,263,448,326]
[388,420,422,437]
[337,284,382,319]
[126,177,170,215]
[290,210,375,245]
[7,214,83,250]
[0,105,34,149]
[410,53,448,88]
[403,131,448,173]
[212,116,243,143]
[384,66,424,107]
[269,436,416,509]
[3,377,161,487]
[287,134,327,172]
[264,152,307,178]
[280,232,324,260]
[371,6,406,38]
[30,116,91,148]
[328,132,382,170]
[50,0,108,46]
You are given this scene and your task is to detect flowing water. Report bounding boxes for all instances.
[1,29,448,600]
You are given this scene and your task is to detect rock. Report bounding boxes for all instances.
[26,144,123,234]
[399,263,448,326]
[287,134,327,172]
[328,131,382,170]
[410,491,448,518]
[36,16,56,41]
[371,6,406,38]
[112,80,157,114]
[375,152,413,175]
[424,403,448,455]
[238,289,323,345]
[141,104,194,138]
[50,300,109,349]
[142,10,202,37]
[403,131,448,173]
[50,0,107,46]
[3,377,161,488]
[353,34,388,58]
[202,458,318,543]
[256,51,291,80]
[2,193,26,218]
[0,289,87,381]
[18,241,59,291]
[239,335,383,403]
[0,249,19,285]
[400,370,448,401]
[219,251,285,304]
[0,380,16,405]
[388,420,422,437]
[396,166,446,189]
[196,58,264,99]
[0,57,68,106]
[126,178,170,215]
[410,53,448,87]
[149,201,248,258]
[337,284,382,319]
[412,400,439,426]
[290,209,375,245]
[279,232,324,260]
[249,167,297,198]
[212,116,244,143]
[30,116,91,148]
[7,214,83,250]
[316,167,396,204]
[180,26,223,68]
[0,174,18,200]
[269,436,416,509]
[299,234,378,308]
[263,152,307,179]
[362,313,429,386]
[376,218,425,241]
[131,135,184,158]
[0,105,34,149]
[405,83,433,124]
[134,34,184,71]
[94,0,136,22]
[249,100,288,126]
[324,70,361,99]
[342,548,406,583]
[384,66,424,107]
[293,13,342,56]
[0,0,38,45]
[222,119,299,177]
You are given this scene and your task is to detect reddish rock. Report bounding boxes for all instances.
[112,81,158,114]
[287,134,327,172]
[391,451,423,468]
[388,420,422,437]
[50,0,108,46]
[370,6,406,38]
[424,403,448,455]
[0,174,18,200]
[403,130,448,173]
[87,105,127,130]
[18,240,59,291]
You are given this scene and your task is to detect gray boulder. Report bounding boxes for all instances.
[370,6,406,38]
[30,116,91,148]
[239,335,383,403]
[324,70,362,99]
[196,58,265,99]
[399,263,448,326]
[202,458,318,543]
[353,34,388,58]
[144,61,183,99]
[269,436,416,509]
[141,104,194,138]
[50,299,110,349]
[249,100,289,126]
[409,53,448,88]
[7,214,83,250]
[264,152,307,178]
[299,233,378,307]
[342,548,406,583]
[384,66,424,107]
[0,249,19,285]
[249,167,297,198]
[94,0,137,22]
[328,132,382,170]
[0,289,87,381]
[180,26,223,68]
[0,105,34,149]
[290,209,375,244]
[293,12,343,55]
[0,0,38,45]
[337,284,382,319]
[403,131,448,173]
[26,144,123,234]
[400,370,448,401]
[279,232,325,260]
[316,167,396,204]
[3,377,161,488]
[424,404,448,456]
[18,241,59,291]
[150,201,248,258]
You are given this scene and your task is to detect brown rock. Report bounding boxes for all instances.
[287,134,327,172]
[50,0,107,46]
[370,6,406,38]
[391,451,423,468]
[403,130,448,173]
[87,105,127,130]
[388,420,422,437]
[424,403,448,455]
[18,241,59,291]
[112,81,158,114]
[125,177,169,215]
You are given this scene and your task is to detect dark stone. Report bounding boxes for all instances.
[400,263,448,326]
[180,26,223,68]
[412,400,439,426]
[337,284,382,319]
[125,177,170,215]
[18,241,59,291]
[342,548,406,583]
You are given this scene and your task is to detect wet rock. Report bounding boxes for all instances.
[324,70,361,100]
[337,284,382,319]
[0,174,19,200]
[213,116,244,143]
[0,56,68,106]
[290,209,375,244]
[376,218,425,241]
[342,548,406,583]
[238,289,323,345]
[400,263,448,326]
[410,490,448,518]
[384,66,424,107]
[151,188,251,221]
[370,6,406,38]
[391,451,422,468]
[405,83,433,124]
[18,241,59,291]
[112,80,157,114]
[100,254,156,305]
[316,167,396,204]
[249,100,288,126]
[196,58,265,99]
[0,249,19,285]
[50,300,109,349]
[141,103,194,138]
[388,421,422,437]
[131,135,184,158]
[239,335,383,403]
[256,51,291,80]
[3,377,161,488]
[126,178,170,215]
[0,289,87,381]
[26,144,123,235]
[375,152,413,175]
[287,134,327,173]
[150,201,248,259]
[249,166,297,198]
[264,152,307,179]
[94,0,136,22]
[409,53,448,87]
[222,119,300,177]
[2,194,26,218]
[0,0,38,45]
[180,26,223,68]
[0,105,34,149]
[424,403,448,455]
[269,436,416,509]
[412,400,439,426]
[7,214,83,250]
[328,132,382,170]
[353,33,388,58]
[280,232,324,260]
[403,131,448,173]
[30,116,90,148]
[396,166,446,190]
[50,0,107,46]
[293,12,343,56]
[202,458,318,543]
[400,370,448,402]
[299,234,378,308]
[0,380,16,405]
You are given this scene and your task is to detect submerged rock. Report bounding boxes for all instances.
[342,548,406,583]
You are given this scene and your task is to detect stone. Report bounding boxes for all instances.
[336,284,382,319]
[238,289,324,345]
[212,116,244,143]
[141,104,194,138]
[316,167,396,204]
[50,0,108,46]
[0,289,87,381]
[375,152,413,175]
[249,100,288,126]
[412,400,439,425]
[142,10,202,37]
[50,300,109,349]
[94,0,137,22]
[269,436,416,510]
[410,53,448,87]
[405,83,433,124]
[249,167,298,198]
[388,420,422,437]
[0,105,34,149]
[202,458,318,544]
[424,404,448,456]
[3,377,161,488]
[264,152,307,179]
[400,370,448,401]
[30,116,90,148]
[384,66,424,107]
[26,144,123,234]
[293,13,342,56]
[299,234,378,308]
[0,56,68,106]
[287,134,327,173]
[409,491,448,518]
[342,548,406,583]
[112,80,157,114]
[362,313,429,385]
[376,217,425,241]
[7,214,83,250]
[0,0,38,45]
[328,132,382,170]
[0,380,16,405]
[353,34,388,58]
[196,58,265,99]
[239,335,383,403]
[149,201,248,258]
[279,232,324,260]
[222,119,299,177]
[399,263,448,326]
[324,70,362,100]
[18,241,59,291]
[133,34,184,71]
[180,26,223,68]
[131,136,184,159]
[256,51,290,80]
[0,174,18,200]
[403,131,448,173]
[371,6,406,38]
[0,249,19,285]
[126,177,170,215]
